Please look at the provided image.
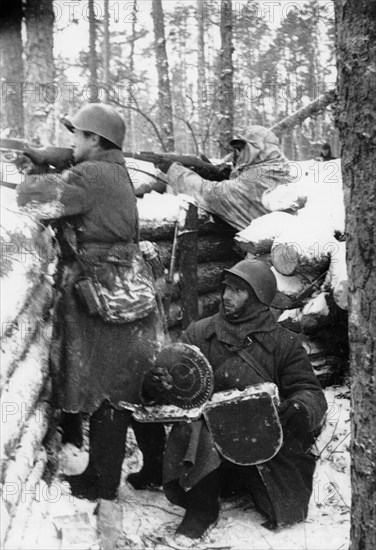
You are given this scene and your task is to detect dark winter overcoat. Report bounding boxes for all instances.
[17,149,164,414]
[163,312,327,526]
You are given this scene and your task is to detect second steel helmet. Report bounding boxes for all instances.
[222,259,277,306]
[61,103,125,149]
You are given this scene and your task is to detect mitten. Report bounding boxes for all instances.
[279,399,310,439]
[142,366,174,404]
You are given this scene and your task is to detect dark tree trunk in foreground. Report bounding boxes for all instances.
[0,0,24,137]
[151,0,175,151]
[335,1,376,548]
[218,0,234,156]
[24,0,55,144]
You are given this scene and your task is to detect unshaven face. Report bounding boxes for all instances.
[222,283,250,319]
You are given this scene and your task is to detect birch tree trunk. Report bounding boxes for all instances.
[197,0,207,153]
[24,0,54,144]
[151,0,175,151]
[335,1,376,547]
[126,0,138,149]
[219,0,234,156]
[88,0,99,102]
[103,0,110,103]
[0,0,24,137]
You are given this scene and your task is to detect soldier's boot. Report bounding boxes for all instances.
[65,403,131,501]
[60,411,83,448]
[176,470,220,540]
[127,421,166,489]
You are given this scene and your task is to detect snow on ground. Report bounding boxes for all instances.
[14,386,350,550]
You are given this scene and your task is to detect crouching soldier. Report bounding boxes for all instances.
[143,259,327,547]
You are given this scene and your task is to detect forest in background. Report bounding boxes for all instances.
[1,0,336,160]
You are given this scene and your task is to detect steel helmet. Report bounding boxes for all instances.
[61,103,125,149]
[222,259,277,306]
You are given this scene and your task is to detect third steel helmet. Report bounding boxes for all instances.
[222,259,277,306]
[61,103,125,149]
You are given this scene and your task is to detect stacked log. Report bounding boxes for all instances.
[138,192,242,339]
[234,159,348,386]
[0,188,56,549]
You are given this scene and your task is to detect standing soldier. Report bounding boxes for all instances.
[17,103,166,503]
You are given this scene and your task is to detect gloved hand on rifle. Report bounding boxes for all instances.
[279,399,310,440]
[212,162,232,181]
[142,366,174,404]
[14,151,50,174]
[154,158,174,174]
[23,146,73,172]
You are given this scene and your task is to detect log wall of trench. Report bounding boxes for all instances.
[0,173,349,546]
[138,193,242,337]
[0,189,57,548]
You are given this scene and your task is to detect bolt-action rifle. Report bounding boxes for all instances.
[123,151,232,182]
[0,139,232,188]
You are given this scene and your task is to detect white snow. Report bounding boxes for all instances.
[12,387,350,550]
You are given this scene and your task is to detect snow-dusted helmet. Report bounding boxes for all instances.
[222,259,277,306]
[61,103,125,149]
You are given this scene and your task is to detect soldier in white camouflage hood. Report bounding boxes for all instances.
[157,125,294,230]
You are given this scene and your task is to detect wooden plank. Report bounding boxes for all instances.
[178,200,199,329]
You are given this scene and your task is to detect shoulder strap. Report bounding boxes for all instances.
[235,347,273,384]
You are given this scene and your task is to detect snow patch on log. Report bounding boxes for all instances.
[262,159,344,235]
[3,401,52,509]
[2,448,48,550]
[0,327,51,465]
[271,213,333,276]
[271,267,317,303]
[0,281,53,390]
[234,212,296,255]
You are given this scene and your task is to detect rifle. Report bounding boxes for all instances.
[0,138,74,172]
[123,151,232,181]
[0,138,232,183]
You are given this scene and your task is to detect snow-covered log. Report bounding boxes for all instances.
[170,260,235,300]
[0,280,53,391]
[262,160,344,236]
[2,401,52,493]
[271,212,333,276]
[138,192,234,240]
[168,291,221,328]
[157,234,238,268]
[278,292,333,334]
[2,448,48,550]
[0,328,51,465]
[234,212,296,255]
[271,267,319,306]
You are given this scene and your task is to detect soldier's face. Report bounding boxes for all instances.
[223,283,250,318]
[72,129,94,163]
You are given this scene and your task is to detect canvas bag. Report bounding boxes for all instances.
[75,242,157,323]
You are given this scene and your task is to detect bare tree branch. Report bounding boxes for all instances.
[172,112,199,154]
[271,90,337,137]
[111,97,167,150]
